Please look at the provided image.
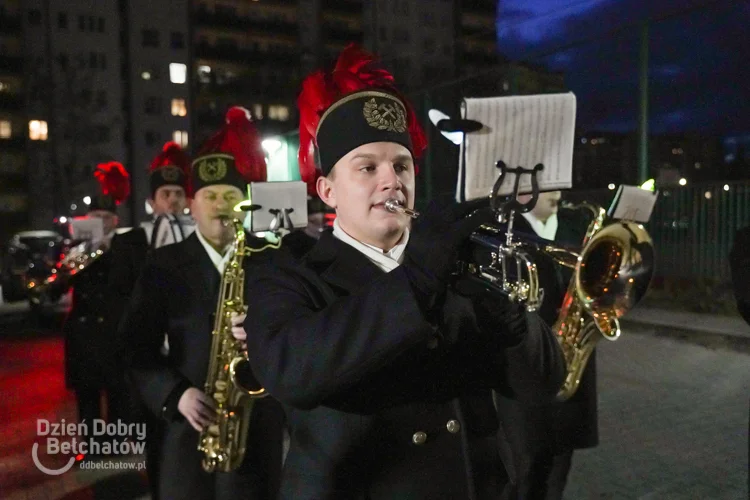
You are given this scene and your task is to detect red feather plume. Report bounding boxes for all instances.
[149,141,190,174]
[197,106,266,184]
[94,161,130,204]
[297,44,427,195]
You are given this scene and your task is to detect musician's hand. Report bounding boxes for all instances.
[178,388,216,432]
[473,293,528,346]
[230,312,247,350]
[404,197,493,295]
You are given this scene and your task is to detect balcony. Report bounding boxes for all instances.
[194,43,299,67]
[0,137,27,152]
[322,1,363,17]
[0,14,21,34]
[0,56,23,74]
[325,25,363,44]
[0,93,24,111]
[461,0,497,17]
[192,8,297,39]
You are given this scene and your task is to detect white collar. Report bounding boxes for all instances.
[332,218,409,273]
[521,212,558,240]
[195,228,233,274]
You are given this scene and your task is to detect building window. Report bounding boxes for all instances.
[142,29,159,48]
[99,53,106,69]
[253,104,263,120]
[0,120,11,139]
[58,12,68,30]
[268,105,289,121]
[144,97,162,115]
[170,32,185,50]
[89,52,97,69]
[29,120,48,141]
[172,130,188,148]
[171,98,187,117]
[88,16,95,31]
[58,53,69,70]
[28,10,42,25]
[169,63,187,84]
[98,17,104,32]
[78,15,85,31]
[96,90,107,108]
[197,65,212,84]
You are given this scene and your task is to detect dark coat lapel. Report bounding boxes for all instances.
[180,232,221,299]
[306,232,385,294]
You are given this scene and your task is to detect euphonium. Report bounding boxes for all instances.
[198,217,267,473]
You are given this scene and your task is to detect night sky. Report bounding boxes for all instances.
[496,0,750,146]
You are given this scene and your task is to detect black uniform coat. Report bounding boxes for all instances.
[63,250,116,391]
[729,226,750,325]
[109,227,150,321]
[495,208,599,460]
[243,231,566,500]
[118,232,286,500]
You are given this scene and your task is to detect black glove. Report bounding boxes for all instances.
[472,292,529,346]
[403,197,493,305]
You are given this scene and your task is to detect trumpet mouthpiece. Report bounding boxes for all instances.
[384,199,420,219]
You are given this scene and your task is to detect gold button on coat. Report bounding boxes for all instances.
[446,420,461,433]
[412,431,427,445]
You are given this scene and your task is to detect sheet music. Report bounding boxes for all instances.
[457,93,577,201]
[70,217,104,242]
[608,185,659,223]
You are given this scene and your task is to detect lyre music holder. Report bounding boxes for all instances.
[268,208,295,233]
[489,161,544,245]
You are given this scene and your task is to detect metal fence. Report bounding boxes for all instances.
[566,181,750,281]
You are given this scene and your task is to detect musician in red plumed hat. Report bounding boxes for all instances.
[108,141,192,500]
[241,44,565,499]
[63,161,130,436]
[118,107,285,500]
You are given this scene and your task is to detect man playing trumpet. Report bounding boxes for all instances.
[240,45,566,499]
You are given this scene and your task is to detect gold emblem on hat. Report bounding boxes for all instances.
[159,165,181,182]
[196,155,228,182]
[363,98,407,133]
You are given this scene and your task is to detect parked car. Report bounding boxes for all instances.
[1,230,64,303]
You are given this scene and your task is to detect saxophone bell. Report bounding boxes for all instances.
[384,198,420,218]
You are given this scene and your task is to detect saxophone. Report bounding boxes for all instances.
[552,202,654,401]
[198,217,268,473]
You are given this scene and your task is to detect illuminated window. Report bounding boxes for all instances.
[29,120,48,140]
[169,63,187,84]
[0,120,10,139]
[173,130,188,148]
[268,105,289,121]
[171,98,187,117]
[253,104,263,120]
[197,65,211,84]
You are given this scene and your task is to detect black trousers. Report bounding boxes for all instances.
[507,449,573,500]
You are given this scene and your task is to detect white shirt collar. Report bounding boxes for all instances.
[521,212,558,240]
[195,228,233,274]
[332,218,409,273]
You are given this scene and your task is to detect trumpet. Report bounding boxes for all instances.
[384,199,420,218]
[458,198,654,400]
